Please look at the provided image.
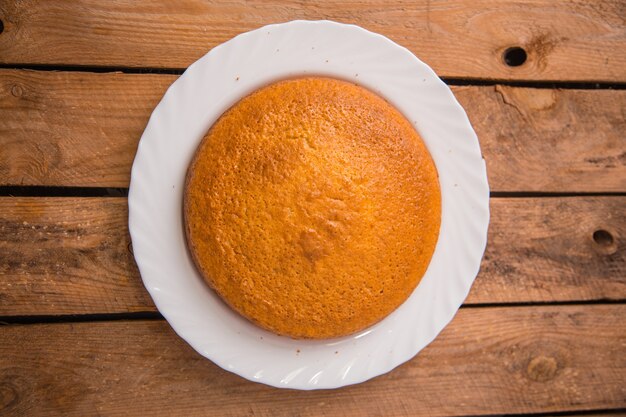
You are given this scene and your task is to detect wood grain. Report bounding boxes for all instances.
[1,70,625,192]
[0,1,625,81]
[0,197,624,316]
[0,305,624,415]
[0,198,150,315]
[0,70,171,188]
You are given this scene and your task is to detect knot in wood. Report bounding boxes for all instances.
[593,229,618,255]
[11,84,23,98]
[0,381,19,411]
[526,355,558,382]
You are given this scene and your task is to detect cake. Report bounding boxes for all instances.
[184,77,441,339]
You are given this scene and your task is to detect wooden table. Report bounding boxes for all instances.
[0,1,625,415]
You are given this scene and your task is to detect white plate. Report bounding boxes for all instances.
[129,20,489,390]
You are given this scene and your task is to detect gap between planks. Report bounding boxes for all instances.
[0,300,625,326]
[2,63,626,90]
[1,186,626,198]
[456,408,626,417]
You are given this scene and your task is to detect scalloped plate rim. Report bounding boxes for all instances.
[128,20,490,390]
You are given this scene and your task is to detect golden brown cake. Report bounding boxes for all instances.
[184,77,441,339]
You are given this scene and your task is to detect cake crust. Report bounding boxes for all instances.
[184,77,441,339]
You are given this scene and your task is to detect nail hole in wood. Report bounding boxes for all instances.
[503,47,527,67]
[593,229,614,247]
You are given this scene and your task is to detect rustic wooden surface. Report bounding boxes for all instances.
[0,1,625,416]
[1,70,625,191]
[1,306,624,416]
[0,196,624,316]
[1,0,625,81]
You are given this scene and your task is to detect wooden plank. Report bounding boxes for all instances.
[0,70,170,188]
[0,305,624,415]
[1,70,625,192]
[0,198,151,315]
[0,197,623,316]
[0,1,625,81]
[474,197,625,304]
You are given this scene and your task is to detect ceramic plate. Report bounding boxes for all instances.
[129,20,489,390]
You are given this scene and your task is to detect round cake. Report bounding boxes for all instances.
[184,77,441,339]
